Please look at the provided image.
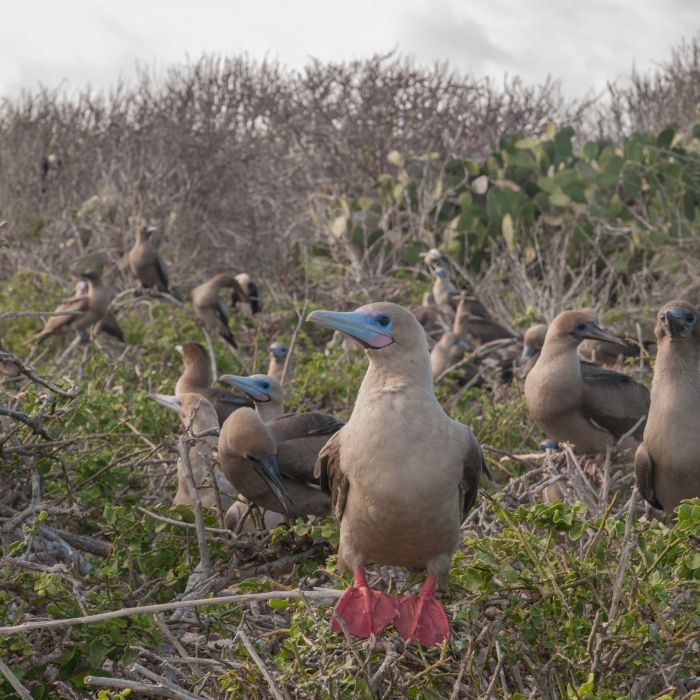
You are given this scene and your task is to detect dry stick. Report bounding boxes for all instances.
[130,662,203,700]
[600,446,612,507]
[0,310,83,322]
[84,675,199,700]
[153,613,200,676]
[137,506,231,535]
[179,434,211,575]
[0,658,32,700]
[0,407,51,440]
[280,299,308,387]
[0,350,79,398]
[609,489,639,622]
[237,629,285,700]
[0,588,342,634]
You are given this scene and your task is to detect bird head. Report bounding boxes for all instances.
[268,342,288,360]
[308,302,426,356]
[79,270,100,283]
[657,300,698,341]
[550,311,625,347]
[434,267,448,280]
[219,373,282,405]
[518,323,548,364]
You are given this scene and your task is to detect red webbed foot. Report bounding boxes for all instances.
[331,565,399,638]
[395,575,450,646]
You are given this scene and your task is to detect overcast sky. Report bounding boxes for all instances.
[1,0,696,99]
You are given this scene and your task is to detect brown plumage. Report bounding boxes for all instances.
[411,292,445,339]
[309,302,484,644]
[635,301,700,511]
[579,336,640,368]
[517,323,548,378]
[73,280,124,343]
[217,407,340,517]
[191,273,243,347]
[231,272,261,317]
[151,393,236,511]
[453,292,515,345]
[525,310,650,454]
[30,271,113,344]
[175,341,252,424]
[431,331,472,380]
[127,224,169,291]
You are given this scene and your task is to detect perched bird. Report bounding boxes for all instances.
[150,393,236,510]
[432,267,459,317]
[430,331,471,380]
[421,248,445,273]
[308,302,485,645]
[635,301,700,511]
[74,280,124,343]
[231,273,261,317]
[525,311,650,454]
[579,336,640,369]
[127,224,169,292]
[411,292,445,339]
[175,341,252,424]
[30,271,113,344]
[217,405,341,518]
[517,323,549,378]
[191,273,244,347]
[267,342,289,384]
[219,373,284,422]
[453,292,515,346]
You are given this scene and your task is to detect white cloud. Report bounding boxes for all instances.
[0,0,695,98]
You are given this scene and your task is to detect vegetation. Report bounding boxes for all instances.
[1,37,699,700]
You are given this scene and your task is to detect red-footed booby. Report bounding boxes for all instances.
[267,342,289,384]
[175,342,252,424]
[635,301,700,511]
[191,273,245,348]
[231,273,261,317]
[219,373,284,422]
[308,302,485,645]
[517,323,548,378]
[127,224,169,292]
[150,393,236,510]
[30,271,113,344]
[525,311,649,454]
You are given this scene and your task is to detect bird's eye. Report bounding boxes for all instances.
[575,323,586,331]
[686,313,695,324]
[376,315,391,327]
[262,382,270,390]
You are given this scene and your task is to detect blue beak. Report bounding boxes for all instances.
[219,374,270,402]
[307,309,393,349]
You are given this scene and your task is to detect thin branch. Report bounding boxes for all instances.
[0,658,32,700]
[0,407,51,440]
[237,629,285,700]
[0,588,342,634]
[0,351,80,398]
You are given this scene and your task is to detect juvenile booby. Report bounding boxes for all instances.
[308,302,485,645]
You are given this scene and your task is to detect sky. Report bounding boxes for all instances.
[0,0,696,99]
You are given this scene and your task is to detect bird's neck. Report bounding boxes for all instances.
[539,337,580,368]
[360,350,434,397]
[654,339,700,385]
[181,365,212,389]
[256,400,283,422]
[212,273,236,289]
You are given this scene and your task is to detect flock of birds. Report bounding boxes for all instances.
[1,231,699,646]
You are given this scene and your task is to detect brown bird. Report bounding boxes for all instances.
[525,311,650,454]
[30,271,113,344]
[411,292,446,339]
[635,301,700,511]
[217,406,341,518]
[127,224,169,292]
[191,273,244,348]
[431,267,459,318]
[219,374,284,422]
[150,393,236,511]
[175,341,252,424]
[231,273,261,317]
[431,331,471,380]
[453,292,515,346]
[517,323,549,378]
[308,302,485,645]
[74,280,124,343]
[267,342,289,384]
[579,336,640,369]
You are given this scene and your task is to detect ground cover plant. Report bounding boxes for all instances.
[0,38,699,699]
